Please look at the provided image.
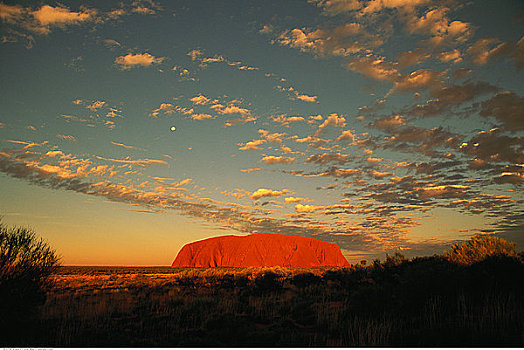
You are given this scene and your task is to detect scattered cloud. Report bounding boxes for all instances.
[241,167,261,173]
[306,152,352,164]
[56,134,77,142]
[111,141,143,150]
[261,155,295,164]
[238,139,267,151]
[479,91,524,131]
[315,113,346,136]
[284,196,306,203]
[271,115,306,126]
[115,53,165,70]
[0,3,95,36]
[250,188,290,200]
[295,204,322,213]
[94,155,168,167]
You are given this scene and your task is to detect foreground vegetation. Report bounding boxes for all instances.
[1,227,523,347]
[4,255,522,346]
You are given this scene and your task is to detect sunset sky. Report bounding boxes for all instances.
[1,0,523,265]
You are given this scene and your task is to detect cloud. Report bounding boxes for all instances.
[370,115,406,129]
[238,139,267,151]
[459,129,524,164]
[271,115,306,126]
[306,152,352,164]
[292,135,332,149]
[261,155,295,164]
[111,141,142,150]
[393,69,444,92]
[149,103,193,118]
[0,3,95,37]
[416,184,469,199]
[311,0,362,16]
[0,3,25,24]
[0,144,468,255]
[240,167,261,173]
[369,169,394,179]
[405,7,473,47]
[86,100,106,111]
[187,49,202,60]
[186,48,259,71]
[438,49,462,63]
[259,24,274,34]
[315,113,346,136]
[201,55,224,64]
[335,129,357,143]
[94,156,168,167]
[452,68,472,80]
[381,125,461,157]
[190,113,214,120]
[190,94,211,105]
[250,188,290,200]
[396,48,430,68]
[467,38,513,65]
[295,204,322,213]
[359,0,429,15]
[32,5,93,27]
[149,103,174,117]
[494,172,524,185]
[295,93,318,102]
[210,103,255,126]
[366,157,383,164]
[212,104,251,117]
[286,166,359,178]
[115,53,165,70]
[284,197,306,203]
[103,39,121,49]
[258,129,285,143]
[44,150,64,158]
[346,56,400,81]
[56,134,77,142]
[278,22,383,58]
[406,81,498,118]
[479,91,524,131]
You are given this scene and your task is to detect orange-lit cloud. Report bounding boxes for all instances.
[238,139,267,151]
[295,204,322,213]
[261,155,295,164]
[115,53,165,70]
[250,188,290,200]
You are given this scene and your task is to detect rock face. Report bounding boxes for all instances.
[172,233,349,268]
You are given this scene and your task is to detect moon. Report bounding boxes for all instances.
[170,126,176,132]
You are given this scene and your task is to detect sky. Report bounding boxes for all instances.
[0,0,523,266]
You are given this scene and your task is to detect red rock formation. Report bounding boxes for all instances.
[172,233,349,268]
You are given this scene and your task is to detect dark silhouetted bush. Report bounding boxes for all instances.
[254,271,282,292]
[0,222,60,342]
[290,272,322,288]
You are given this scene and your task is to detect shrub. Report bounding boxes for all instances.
[0,222,60,330]
[383,252,408,268]
[445,234,517,265]
[253,271,282,292]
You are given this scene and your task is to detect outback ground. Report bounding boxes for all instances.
[7,255,524,347]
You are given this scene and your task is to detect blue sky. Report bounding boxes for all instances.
[1,0,523,265]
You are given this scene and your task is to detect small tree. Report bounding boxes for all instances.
[384,252,408,267]
[445,233,517,265]
[0,222,60,330]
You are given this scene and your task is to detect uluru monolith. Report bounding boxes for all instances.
[171,233,349,268]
